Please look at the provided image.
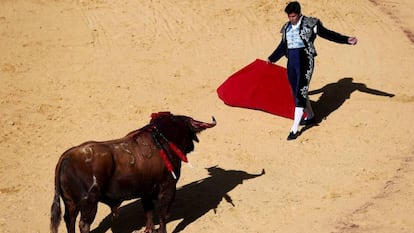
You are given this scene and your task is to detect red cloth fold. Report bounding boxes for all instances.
[217,59,294,119]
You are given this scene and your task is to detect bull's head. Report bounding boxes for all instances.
[150,112,216,153]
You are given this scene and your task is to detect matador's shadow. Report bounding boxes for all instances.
[303,77,394,131]
[91,166,265,233]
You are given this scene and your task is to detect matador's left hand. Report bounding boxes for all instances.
[348,37,358,45]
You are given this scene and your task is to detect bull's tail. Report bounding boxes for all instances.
[50,157,64,233]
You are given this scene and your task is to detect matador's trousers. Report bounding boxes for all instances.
[287,48,314,108]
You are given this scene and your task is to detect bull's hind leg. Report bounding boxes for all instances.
[79,203,98,233]
[79,174,100,232]
[63,201,79,233]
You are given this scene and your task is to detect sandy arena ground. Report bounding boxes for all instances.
[1,0,413,232]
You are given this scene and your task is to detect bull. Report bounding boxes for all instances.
[50,112,216,233]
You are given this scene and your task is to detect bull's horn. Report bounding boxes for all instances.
[210,116,217,126]
[191,116,217,131]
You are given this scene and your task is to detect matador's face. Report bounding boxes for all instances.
[287,13,301,25]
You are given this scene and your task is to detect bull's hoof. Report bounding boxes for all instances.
[131,230,153,233]
[141,227,156,233]
[111,212,119,220]
[144,228,165,233]
[111,206,120,219]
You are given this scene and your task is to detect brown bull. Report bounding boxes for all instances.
[50,112,216,233]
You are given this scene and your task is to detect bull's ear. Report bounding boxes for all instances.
[189,116,216,133]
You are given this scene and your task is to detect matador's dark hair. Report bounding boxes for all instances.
[285,1,301,14]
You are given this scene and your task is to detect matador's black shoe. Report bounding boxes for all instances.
[287,131,300,140]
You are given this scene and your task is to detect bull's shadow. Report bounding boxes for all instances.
[304,77,394,130]
[91,166,265,233]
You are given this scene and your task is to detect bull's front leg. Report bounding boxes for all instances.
[142,197,156,233]
[156,182,176,233]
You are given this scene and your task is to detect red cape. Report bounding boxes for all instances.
[217,59,294,119]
